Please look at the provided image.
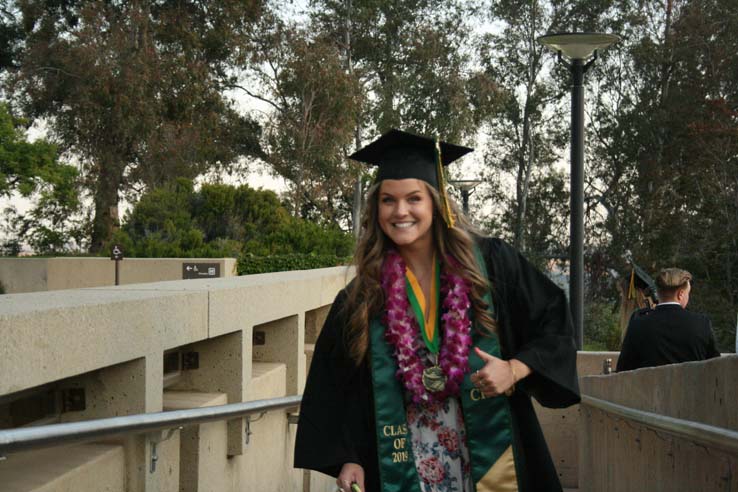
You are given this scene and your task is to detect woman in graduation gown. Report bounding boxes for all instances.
[294,129,580,492]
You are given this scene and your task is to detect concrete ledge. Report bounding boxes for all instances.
[579,355,738,491]
[0,257,238,294]
[0,266,351,492]
[0,443,125,492]
[581,355,737,429]
[0,289,208,395]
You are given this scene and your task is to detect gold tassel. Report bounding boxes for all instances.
[435,135,456,228]
[628,268,636,299]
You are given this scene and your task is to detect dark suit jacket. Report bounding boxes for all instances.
[616,304,721,372]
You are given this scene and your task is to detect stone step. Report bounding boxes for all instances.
[251,362,287,400]
[0,443,125,492]
[163,391,227,410]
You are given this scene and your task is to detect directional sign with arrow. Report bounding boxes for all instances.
[182,262,220,280]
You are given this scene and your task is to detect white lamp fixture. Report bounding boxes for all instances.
[449,179,483,215]
[538,32,620,60]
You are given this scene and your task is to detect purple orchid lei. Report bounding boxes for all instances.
[381,249,473,404]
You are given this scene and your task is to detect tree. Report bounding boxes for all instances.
[583,0,738,350]
[476,0,566,252]
[478,0,634,254]
[0,0,23,74]
[0,101,56,197]
[313,0,497,140]
[0,102,85,254]
[238,9,362,223]
[6,0,264,251]
[292,0,499,230]
[651,0,738,350]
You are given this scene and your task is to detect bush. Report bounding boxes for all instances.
[104,180,354,267]
[583,301,622,351]
[237,254,351,275]
[258,219,354,257]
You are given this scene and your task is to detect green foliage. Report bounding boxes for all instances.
[487,169,569,265]
[0,102,57,198]
[583,301,622,352]
[583,0,738,352]
[479,0,738,353]
[0,103,87,254]
[7,0,265,251]
[475,0,577,253]
[313,0,490,141]
[243,11,363,224]
[108,180,354,268]
[256,219,354,257]
[241,1,497,227]
[0,0,22,72]
[192,182,288,246]
[237,254,351,275]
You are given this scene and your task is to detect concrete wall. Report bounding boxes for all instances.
[0,266,350,492]
[533,351,619,489]
[9,261,730,492]
[0,257,238,294]
[579,356,738,492]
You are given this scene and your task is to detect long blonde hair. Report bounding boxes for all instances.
[343,181,497,364]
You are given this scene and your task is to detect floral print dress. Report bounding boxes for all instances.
[406,352,473,492]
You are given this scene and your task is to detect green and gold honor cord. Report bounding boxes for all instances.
[405,259,442,354]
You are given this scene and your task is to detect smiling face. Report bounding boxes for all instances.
[378,179,435,253]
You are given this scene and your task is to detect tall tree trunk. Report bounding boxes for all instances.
[345,0,364,240]
[90,162,123,253]
[513,85,535,251]
[353,126,363,239]
[512,2,539,252]
[659,0,674,106]
[644,0,674,232]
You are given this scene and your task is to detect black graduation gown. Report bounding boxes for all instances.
[294,237,581,492]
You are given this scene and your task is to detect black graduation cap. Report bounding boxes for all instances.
[348,129,473,190]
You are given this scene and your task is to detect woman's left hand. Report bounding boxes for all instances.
[470,347,531,397]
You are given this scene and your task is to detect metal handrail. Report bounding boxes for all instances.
[581,395,738,454]
[0,395,302,456]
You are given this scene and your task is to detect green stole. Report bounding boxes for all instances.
[369,247,518,492]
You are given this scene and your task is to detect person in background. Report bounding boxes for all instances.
[617,267,721,372]
[294,129,580,492]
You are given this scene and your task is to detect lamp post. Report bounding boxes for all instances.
[449,179,483,215]
[538,32,620,350]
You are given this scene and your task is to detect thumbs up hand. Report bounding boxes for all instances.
[470,347,518,397]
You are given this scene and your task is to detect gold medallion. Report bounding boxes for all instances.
[422,365,447,392]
